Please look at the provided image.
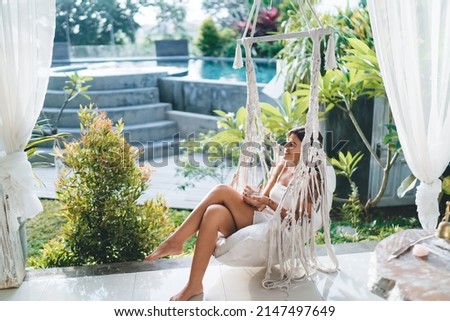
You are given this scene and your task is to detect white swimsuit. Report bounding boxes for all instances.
[214,166,335,266]
[252,180,324,232]
[252,182,289,224]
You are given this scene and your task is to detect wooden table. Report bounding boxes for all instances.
[368,229,450,300]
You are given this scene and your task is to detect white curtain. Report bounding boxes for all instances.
[368,0,450,229]
[0,0,55,287]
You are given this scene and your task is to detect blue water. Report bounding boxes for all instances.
[52,58,277,84]
[162,59,277,84]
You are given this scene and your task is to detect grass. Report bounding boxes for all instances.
[26,199,66,260]
[25,199,198,266]
[26,199,420,266]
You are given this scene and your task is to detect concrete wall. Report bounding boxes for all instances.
[158,77,275,115]
[155,40,189,57]
[166,110,218,138]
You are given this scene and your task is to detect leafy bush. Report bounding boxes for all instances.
[218,28,239,57]
[30,106,173,268]
[197,17,223,57]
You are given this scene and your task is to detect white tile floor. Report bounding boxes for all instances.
[0,252,383,301]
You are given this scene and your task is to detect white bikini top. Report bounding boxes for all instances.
[267,165,336,214]
[266,182,298,213]
[269,182,288,206]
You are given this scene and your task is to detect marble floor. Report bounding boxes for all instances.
[0,251,383,301]
[1,156,384,301]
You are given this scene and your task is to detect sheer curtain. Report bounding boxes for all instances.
[0,0,55,287]
[368,0,450,229]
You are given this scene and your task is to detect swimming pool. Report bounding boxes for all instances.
[53,57,277,84]
[160,58,277,84]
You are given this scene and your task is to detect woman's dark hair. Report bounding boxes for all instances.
[287,126,323,146]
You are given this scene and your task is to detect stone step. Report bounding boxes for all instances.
[121,121,179,147]
[44,87,160,108]
[47,71,168,91]
[51,120,178,144]
[41,103,172,128]
[31,136,181,164]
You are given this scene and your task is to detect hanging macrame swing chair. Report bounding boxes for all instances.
[212,0,339,289]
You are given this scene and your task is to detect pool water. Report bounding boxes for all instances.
[51,58,277,84]
[161,59,277,84]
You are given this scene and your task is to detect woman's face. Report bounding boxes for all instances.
[283,133,302,164]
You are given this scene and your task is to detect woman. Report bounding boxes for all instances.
[145,127,319,301]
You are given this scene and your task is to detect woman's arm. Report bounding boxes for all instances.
[242,161,285,210]
[260,161,285,197]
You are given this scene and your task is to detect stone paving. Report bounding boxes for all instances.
[33,154,227,210]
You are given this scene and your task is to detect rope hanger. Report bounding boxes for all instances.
[225,0,339,289]
[233,0,336,70]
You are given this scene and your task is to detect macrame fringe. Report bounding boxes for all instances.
[233,43,243,69]
[325,32,337,70]
[262,29,338,290]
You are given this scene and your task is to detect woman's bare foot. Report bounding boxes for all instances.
[169,284,203,301]
[144,239,183,262]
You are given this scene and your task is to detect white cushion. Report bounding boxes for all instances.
[214,222,271,267]
[213,166,336,267]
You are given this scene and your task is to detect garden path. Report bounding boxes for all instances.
[33,155,225,209]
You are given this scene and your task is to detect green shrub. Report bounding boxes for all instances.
[197,17,223,56]
[219,28,239,57]
[32,106,173,267]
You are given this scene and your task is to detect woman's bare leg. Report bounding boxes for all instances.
[170,204,236,301]
[145,184,254,261]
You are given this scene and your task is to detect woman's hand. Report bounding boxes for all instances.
[242,185,268,211]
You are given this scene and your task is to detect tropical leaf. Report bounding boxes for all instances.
[331,151,364,179]
[397,174,418,198]
[442,175,450,195]
[206,129,243,145]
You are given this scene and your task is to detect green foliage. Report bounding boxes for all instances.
[26,119,68,167]
[200,2,284,58]
[197,17,223,57]
[384,124,401,153]
[26,200,66,261]
[178,92,310,191]
[149,0,188,38]
[279,2,373,90]
[29,238,76,268]
[330,151,364,182]
[201,0,281,29]
[260,91,308,141]
[341,182,364,227]
[54,0,143,45]
[28,199,420,266]
[236,7,283,58]
[340,38,384,97]
[27,200,195,267]
[315,215,420,244]
[294,36,396,214]
[54,72,93,133]
[443,176,450,195]
[210,91,310,145]
[331,151,365,226]
[215,109,247,131]
[32,106,173,267]
[218,28,240,58]
[293,38,384,112]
